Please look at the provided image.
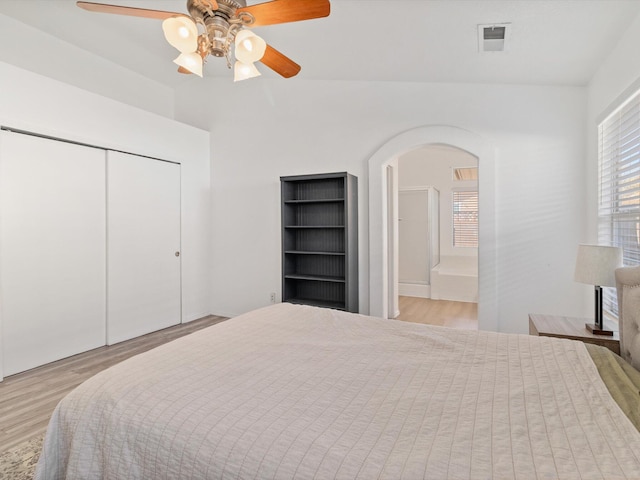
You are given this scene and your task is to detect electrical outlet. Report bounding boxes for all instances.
[270,292,276,304]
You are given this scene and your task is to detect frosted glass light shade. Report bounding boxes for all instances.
[574,244,623,287]
[233,61,261,81]
[234,30,267,63]
[163,16,198,54]
[173,52,203,77]
[234,61,261,82]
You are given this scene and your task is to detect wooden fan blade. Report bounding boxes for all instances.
[260,45,301,78]
[177,66,193,74]
[76,1,181,20]
[237,0,330,27]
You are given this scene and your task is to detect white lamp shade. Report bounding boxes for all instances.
[163,16,198,54]
[234,30,267,64]
[574,244,623,287]
[234,60,261,82]
[173,52,203,77]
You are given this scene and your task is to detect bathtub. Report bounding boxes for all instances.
[430,255,478,303]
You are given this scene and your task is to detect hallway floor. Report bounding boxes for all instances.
[395,296,478,330]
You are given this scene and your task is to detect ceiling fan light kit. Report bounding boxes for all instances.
[234,59,261,81]
[162,15,198,53]
[234,29,267,64]
[76,0,331,81]
[173,52,204,77]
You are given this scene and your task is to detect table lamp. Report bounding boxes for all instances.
[574,244,623,335]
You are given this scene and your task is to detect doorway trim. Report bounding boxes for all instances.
[368,125,497,331]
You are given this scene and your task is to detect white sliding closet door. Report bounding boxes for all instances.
[0,131,106,376]
[107,151,181,345]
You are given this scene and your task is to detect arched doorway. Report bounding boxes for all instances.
[368,125,497,331]
[395,145,478,328]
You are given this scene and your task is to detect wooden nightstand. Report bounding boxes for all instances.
[528,314,620,355]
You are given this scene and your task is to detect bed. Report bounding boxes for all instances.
[35,295,640,479]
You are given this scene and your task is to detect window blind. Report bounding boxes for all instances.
[598,88,640,316]
[453,190,478,248]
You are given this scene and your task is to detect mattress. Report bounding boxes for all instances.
[35,303,640,479]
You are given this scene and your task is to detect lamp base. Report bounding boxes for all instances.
[585,323,614,336]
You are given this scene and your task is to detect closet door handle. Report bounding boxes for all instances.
[175,251,180,257]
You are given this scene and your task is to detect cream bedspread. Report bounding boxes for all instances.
[35,304,640,479]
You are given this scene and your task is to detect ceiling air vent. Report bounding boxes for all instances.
[478,23,511,52]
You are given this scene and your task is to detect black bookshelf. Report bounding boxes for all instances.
[281,172,358,312]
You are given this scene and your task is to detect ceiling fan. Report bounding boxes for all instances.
[76,0,331,81]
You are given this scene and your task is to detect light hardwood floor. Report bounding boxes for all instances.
[0,315,227,453]
[395,296,478,330]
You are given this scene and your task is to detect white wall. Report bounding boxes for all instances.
[175,78,587,333]
[0,13,175,118]
[0,61,211,378]
[398,145,478,259]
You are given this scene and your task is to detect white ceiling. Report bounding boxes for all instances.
[0,0,639,88]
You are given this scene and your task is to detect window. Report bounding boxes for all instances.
[452,190,478,247]
[453,167,478,181]
[598,88,640,316]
